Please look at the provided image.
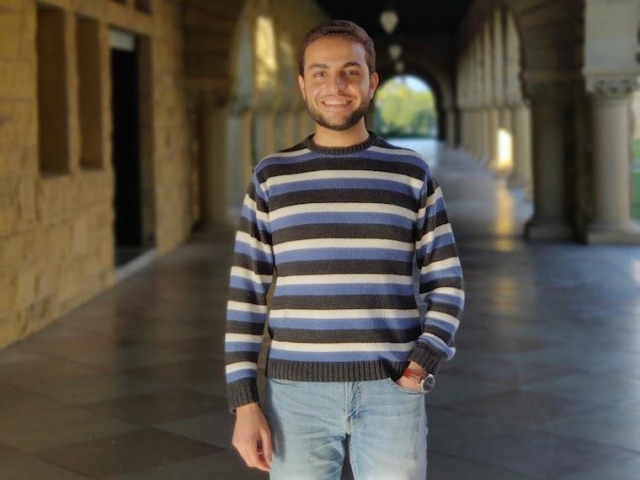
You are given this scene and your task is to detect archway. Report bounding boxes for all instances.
[373,75,438,139]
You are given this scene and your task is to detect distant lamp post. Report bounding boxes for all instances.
[388,44,402,61]
[394,61,405,73]
[380,9,399,35]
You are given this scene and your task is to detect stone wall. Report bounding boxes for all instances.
[0,0,194,348]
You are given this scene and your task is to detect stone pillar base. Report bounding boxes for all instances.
[525,219,574,241]
[587,222,640,245]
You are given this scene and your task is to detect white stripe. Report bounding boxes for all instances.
[417,223,453,250]
[263,148,311,160]
[274,238,414,255]
[425,311,461,329]
[268,309,419,320]
[369,146,427,162]
[431,287,465,299]
[236,231,272,254]
[276,274,413,286]
[231,267,272,285]
[263,170,422,190]
[226,361,257,374]
[241,198,270,226]
[421,257,461,275]
[271,340,415,353]
[227,301,268,314]
[270,203,416,222]
[225,333,264,344]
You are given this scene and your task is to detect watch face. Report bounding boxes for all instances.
[421,374,436,392]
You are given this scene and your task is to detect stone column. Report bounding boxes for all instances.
[444,106,457,147]
[524,82,576,240]
[199,96,231,227]
[587,76,640,244]
[508,102,533,190]
[253,109,276,160]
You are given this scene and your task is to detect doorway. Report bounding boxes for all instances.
[110,29,144,266]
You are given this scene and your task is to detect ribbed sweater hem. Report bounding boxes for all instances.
[265,359,407,382]
[228,381,260,412]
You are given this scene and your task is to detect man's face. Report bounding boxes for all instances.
[298,37,379,132]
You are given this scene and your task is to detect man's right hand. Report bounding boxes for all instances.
[232,402,273,472]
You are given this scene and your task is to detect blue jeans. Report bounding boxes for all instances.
[264,378,428,480]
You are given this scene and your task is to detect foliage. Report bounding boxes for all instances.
[374,78,437,138]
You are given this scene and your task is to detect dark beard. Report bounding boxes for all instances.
[306,100,370,131]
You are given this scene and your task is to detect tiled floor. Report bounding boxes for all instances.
[1,140,640,479]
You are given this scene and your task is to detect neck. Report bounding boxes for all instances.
[312,120,370,148]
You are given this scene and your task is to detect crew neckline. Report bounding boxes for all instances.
[303,131,378,155]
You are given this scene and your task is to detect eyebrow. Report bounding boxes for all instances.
[307,61,364,71]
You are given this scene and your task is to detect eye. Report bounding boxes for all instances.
[313,71,326,78]
[345,70,360,76]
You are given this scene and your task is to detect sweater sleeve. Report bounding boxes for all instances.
[225,171,275,411]
[409,169,465,374]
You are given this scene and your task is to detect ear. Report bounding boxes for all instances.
[368,72,379,100]
[298,74,307,101]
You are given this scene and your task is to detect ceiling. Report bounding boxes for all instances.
[314,0,474,38]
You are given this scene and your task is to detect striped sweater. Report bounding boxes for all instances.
[225,132,464,411]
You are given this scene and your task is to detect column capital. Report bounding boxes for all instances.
[523,80,582,105]
[586,74,639,99]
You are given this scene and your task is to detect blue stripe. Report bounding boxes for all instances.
[226,342,262,353]
[230,276,268,294]
[227,310,267,323]
[277,247,413,264]
[274,283,414,297]
[424,318,458,334]
[268,317,419,330]
[234,242,272,263]
[417,232,456,259]
[268,349,412,363]
[421,266,463,283]
[271,213,414,232]
[426,292,465,308]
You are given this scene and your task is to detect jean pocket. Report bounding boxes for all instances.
[384,377,425,396]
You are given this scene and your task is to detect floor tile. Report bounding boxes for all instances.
[0,356,107,388]
[124,358,225,386]
[109,450,267,480]
[441,390,597,426]
[558,457,640,480]
[448,430,640,478]
[521,371,640,407]
[86,387,228,424]
[38,428,224,479]
[427,451,538,480]
[20,373,165,405]
[157,410,234,448]
[0,455,92,479]
[542,406,640,453]
[0,406,138,452]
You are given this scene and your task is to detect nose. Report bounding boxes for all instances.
[328,72,347,92]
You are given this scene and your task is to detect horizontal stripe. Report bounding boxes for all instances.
[277,274,413,286]
[270,203,416,223]
[270,177,421,198]
[271,212,415,232]
[268,308,419,320]
[270,340,415,353]
[225,333,263,344]
[267,349,411,363]
[272,326,422,343]
[265,169,423,190]
[272,294,417,310]
[226,361,258,375]
[268,317,419,330]
[276,260,412,277]
[273,238,414,255]
[273,223,414,244]
[276,247,414,264]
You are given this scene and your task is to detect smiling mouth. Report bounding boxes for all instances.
[320,98,353,109]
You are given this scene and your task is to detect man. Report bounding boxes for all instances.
[225,20,464,480]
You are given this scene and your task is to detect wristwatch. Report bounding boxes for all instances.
[401,368,436,393]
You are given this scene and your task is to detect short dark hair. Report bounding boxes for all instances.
[298,20,376,76]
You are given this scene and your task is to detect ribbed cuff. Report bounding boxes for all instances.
[227,380,259,412]
[408,344,443,374]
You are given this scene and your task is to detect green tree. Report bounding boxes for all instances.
[374,77,437,137]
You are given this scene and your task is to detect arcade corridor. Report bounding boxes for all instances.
[0,141,639,479]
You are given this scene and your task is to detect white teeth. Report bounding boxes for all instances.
[323,100,349,106]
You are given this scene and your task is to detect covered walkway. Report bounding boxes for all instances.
[0,141,639,479]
